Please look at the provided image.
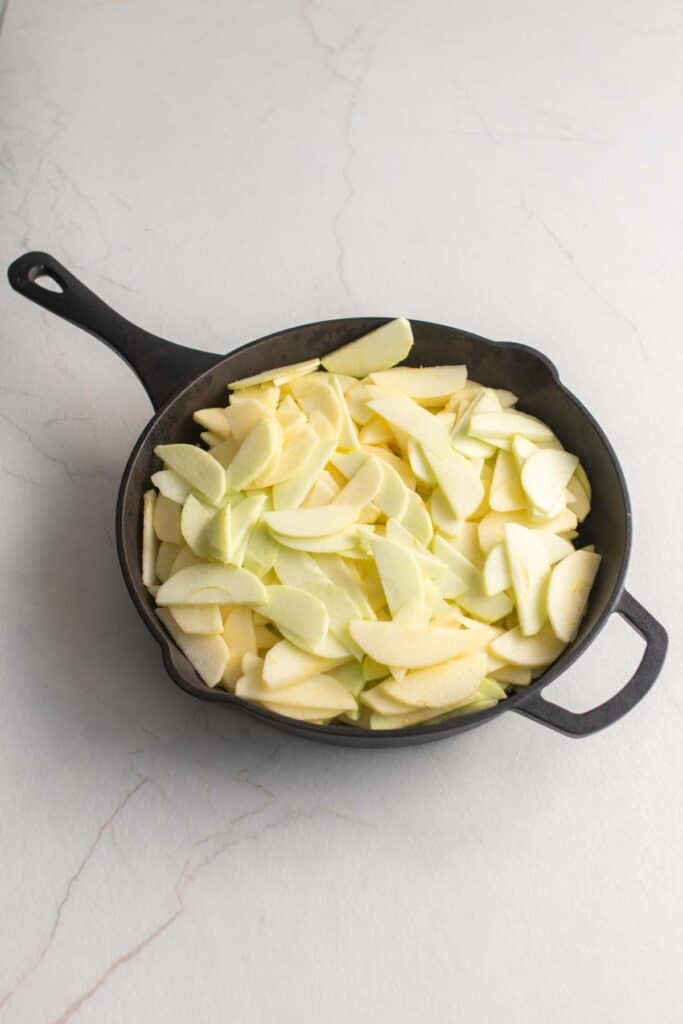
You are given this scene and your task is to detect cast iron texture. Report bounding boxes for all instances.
[8,252,668,747]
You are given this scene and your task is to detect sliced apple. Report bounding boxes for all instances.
[265,505,358,538]
[152,493,183,545]
[229,357,320,391]
[321,318,413,377]
[521,449,578,516]
[156,563,267,606]
[221,607,257,689]
[226,418,282,491]
[370,534,424,617]
[504,523,551,636]
[142,490,157,588]
[329,374,360,449]
[181,494,216,558]
[170,545,203,575]
[236,671,356,713]
[361,683,415,715]
[271,529,358,554]
[383,652,487,709]
[490,621,567,668]
[157,608,229,687]
[170,604,223,635]
[155,541,181,583]
[566,474,591,522]
[272,440,335,510]
[490,664,532,686]
[193,407,232,439]
[478,507,578,553]
[349,620,493,668]
[368,365,467,403]
[205,503,231,563]
[482,542,511,596]
[547,549,601,642]
[255,585,329,647]
[243,521,278,578]
[262,639,344,689]
[151,469,191,504]
[489,450,526,512]
[407,439,436,485]
[468,411,554,444]
[400,490,433,545]
[154,443,226,505]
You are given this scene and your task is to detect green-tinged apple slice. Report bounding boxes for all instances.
[142,490,157,588]
[169,545,203,575]
[536,531,574,564]
[151,469,191,504]
[304,579,364,658]
[156,541,182,583]
[156,563,267,606]
[547,549,601,641]
[154,444,226,505]
[274,547,323,589]
[169,604,223,635]
[349,620,494,668]
[192,407,232,438]
[468,412,555,443]
[255,585,329,647]
[229,357,321,391]
[226,418,282,491]
[490,622,567,667]
[236,671,356,713]
[521,449,579,516]
[482,542,511,596]
[421,439,484,521]
[332,456,382,507]
[490,664,532,686]
[228,494,266,560]
[504,523,551,636]
[205,503,231,563]
[370,535,424,617]
[328,374,360,449]
[265,505,358,538]
[361,683,416,715]
[368,365,467,403]
[243,522,278,578]
[400,490,433,545]
[152,493,183,544]
[273,440,336,509]
[255,425,318,487]
[407,439,436,485]
[329,661,366,697]
[383,652,487,709]
[181,494,216,558]
[489,450,526,512]
[221,607,257,689]
[262,639,346,689]
[156,608,229,687]
[321,318,413,377]
[478,507,578,553]
[270,529,359,554]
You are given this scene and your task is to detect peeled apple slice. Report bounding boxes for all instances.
[155,541,181,583]
[229,357,320,390]
[547,549,601,641]
[349,620,493,669]
[482,542,511,596]
[153,494,183,544]
[383,652,487,709]
[156,564,267,606]
[333,456,382,508]
[468,412,554,444]
[236,671,356,713]
[226,418,282,491]
[169,604,223,635]
[151,469,191,505]
[193,407,231,438]
[154,444,226,505]
[489,450,526,512]
[490,622,567,668]
[262,639,344,689]
[504,523,551,636]
[373,461,409,520]
[368,365,467,403]
[142,490,157,587]
[265,506,358,538]
[256,585,329,647]
[157,608,229,687]
[566,474,591,522]
[321,318,413,377]
[400,490,433,545]
[370,535,424,617]
[521,449,579,516]
[273,440,335,510]
[180,494,216,557]
[271,529,358,554]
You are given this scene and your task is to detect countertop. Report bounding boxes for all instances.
[1,2,681,1021]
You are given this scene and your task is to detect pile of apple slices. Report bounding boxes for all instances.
[141,318,601,729]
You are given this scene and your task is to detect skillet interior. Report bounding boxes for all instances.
[117,317,631,746]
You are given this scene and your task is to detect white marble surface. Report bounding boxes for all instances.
[1,1,682,1020]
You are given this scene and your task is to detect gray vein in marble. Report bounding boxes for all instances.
[519,194,647,362]
[0,779,148,1014]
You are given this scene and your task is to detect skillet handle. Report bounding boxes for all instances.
[7,251,221,410]
[515,590,667,737]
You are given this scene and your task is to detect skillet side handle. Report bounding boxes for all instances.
[7,251,221,410]
[515,591,667,737]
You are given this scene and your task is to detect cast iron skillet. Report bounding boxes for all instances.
[8,251,667,747]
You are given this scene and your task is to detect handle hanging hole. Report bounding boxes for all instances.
[28,267,64,293]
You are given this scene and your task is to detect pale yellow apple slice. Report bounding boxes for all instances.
[511,435,538,468]
[272,440,335,510]
[153,493,183,544]
[406,438,436,485]
[521,449,578,516]
[254,624,278,651]
[361,683,415,715]
[157,608,229,687]
[504,523,551,636]
[226,418,282,491]
[321,318,413,376]
[224,399,265,443]
[151,469,191,504]
[383,652,487,709]
[490,621,567,667]
[366,445,416,488]
[359,416,394,445]
[536,531,574,564]
[209,436,240,468]
[489,450,526,512]
[303,474,340,507]
[270,528,359,554]
[478,507,578,553]
[170,545,203,575]
[332,456,382,508]
[349,620,492,668]
[228,494,266,560]
[262,639,345,689]
[243,522,278,578]
[156,563,267,606]
[169,605,223,635]
[469,411,555,444]
[229,357,321,391]
[400,490,434,545]
[370,535,424,617]
[328,374,360,450]
[256,585,329,647]
[547,549,601,642]
[490,664,532,686]
[312,555,375,620]
[236,671,356,713]
[154,444,226,505]
[304,579,364,658]
[180,494,216,557]
[566,474,591,522]
[274,546,322,588]
[421,439,484,521]
[296,378,342,435]
[265,506,358,538]
[361,657,387,683]
[142,490,158,588]
[221,607,257,689]
[482,542,511,596]
[450,388,501,459]
[449,521,484,568]
[192,407,232,439]
[205,503,231,563]
[368,365,467,403]
[276,394,306,430]
[253,425,318,488]
[155,541,181,583]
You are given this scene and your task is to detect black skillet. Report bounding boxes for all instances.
[7,251,667,747]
